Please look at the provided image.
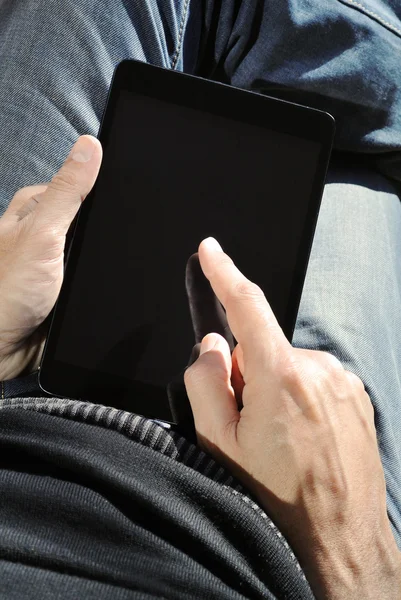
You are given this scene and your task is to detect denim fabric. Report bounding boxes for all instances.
[292,158,401,551]
[0,0,400,589]
[196,0,401,184]
[0,0,192,217]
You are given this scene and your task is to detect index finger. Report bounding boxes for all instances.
[198,237,291,374]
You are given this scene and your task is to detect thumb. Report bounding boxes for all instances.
[33,135,102,234]
[184,332,240,445]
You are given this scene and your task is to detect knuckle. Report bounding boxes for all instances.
[321,352,344,373]
[344,369,365,390]
[233,279,263,299]
[280,350,342,396]
[227,280,265,315]
[51,169,80,194]
[279,352,308,389]
[217,255,234,268]
[210,254,234,275]
[184,362,202,387]
[29,219,65,250]
[184,353,218,388]
[276,349,369,414]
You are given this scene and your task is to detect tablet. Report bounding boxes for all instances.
[39,59,335,424]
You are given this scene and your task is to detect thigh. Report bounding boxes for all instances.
[292,158,401,550]
[0,0,193,216]
[197,0,401,184]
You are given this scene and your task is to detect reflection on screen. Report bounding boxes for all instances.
[55,89,320,387]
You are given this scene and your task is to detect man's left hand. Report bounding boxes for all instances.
[0,135,102,380]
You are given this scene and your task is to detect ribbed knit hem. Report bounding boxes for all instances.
[0,395,305,578]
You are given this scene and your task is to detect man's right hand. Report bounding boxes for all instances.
[184,237,401,599]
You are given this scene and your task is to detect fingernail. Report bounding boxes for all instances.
[70,136,95,163]
[200,334,218,355]
[203,237,223,252]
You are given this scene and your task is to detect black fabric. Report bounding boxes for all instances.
[0,405,313,599]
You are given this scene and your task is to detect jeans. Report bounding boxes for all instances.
[197,0,401,185]
[0,0,400,565]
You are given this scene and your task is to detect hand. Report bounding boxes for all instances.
[184,237,401,599]
[0,135,102,380]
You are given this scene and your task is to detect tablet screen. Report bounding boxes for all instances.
[54,88,321,388]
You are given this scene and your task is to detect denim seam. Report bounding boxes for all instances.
[338,0,401,37]
[171,0,191,70]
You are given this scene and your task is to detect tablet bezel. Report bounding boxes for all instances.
[39,59,335,415]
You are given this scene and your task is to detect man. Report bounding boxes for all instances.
[0,1,400,598]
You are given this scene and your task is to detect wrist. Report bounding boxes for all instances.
[301,527,401,600]
[0,333,44,380]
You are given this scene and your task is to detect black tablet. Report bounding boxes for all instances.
[39,59,335,424]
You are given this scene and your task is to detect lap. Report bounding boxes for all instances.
[0,0,400,551]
